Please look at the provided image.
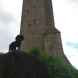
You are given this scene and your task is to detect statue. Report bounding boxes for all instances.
[9,35,24,52]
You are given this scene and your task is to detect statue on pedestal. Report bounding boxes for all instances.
[9,35,24,52]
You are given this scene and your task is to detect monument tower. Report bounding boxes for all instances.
[20,0,69,63]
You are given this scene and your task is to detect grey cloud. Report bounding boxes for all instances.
[70,0,78,2]
[66,42,78,48]
[67,0,78,3]
[0,1,20,52]
[0,12,15,24]
[0,11,16,52]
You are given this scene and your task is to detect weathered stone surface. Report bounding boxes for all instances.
[20,0,69,64]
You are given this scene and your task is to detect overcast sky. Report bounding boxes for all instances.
[0,0,23,52]
[52,0,78,69]
[0,0,78,69]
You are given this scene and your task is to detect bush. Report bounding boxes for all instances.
[48,56,71,78]
[28,48,40,56]
[28,48,78,78]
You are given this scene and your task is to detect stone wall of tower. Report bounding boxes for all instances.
[20,0,61,52]
[44,32,62,56]
[20,0,70,64]
[20,0,55,51]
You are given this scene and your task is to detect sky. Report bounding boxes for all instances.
[52,0,78,69]
[0,0,78,69]
[0,0,23,52]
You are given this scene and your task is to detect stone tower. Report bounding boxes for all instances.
[20,0,69,63]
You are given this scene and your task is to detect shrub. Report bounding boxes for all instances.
[28,48,78,78]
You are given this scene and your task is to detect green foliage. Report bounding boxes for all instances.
[47,56,78,78]
[48,56,71,78]
[28,48,48,61]
[28,48,40,56]
[28,48,78,78]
